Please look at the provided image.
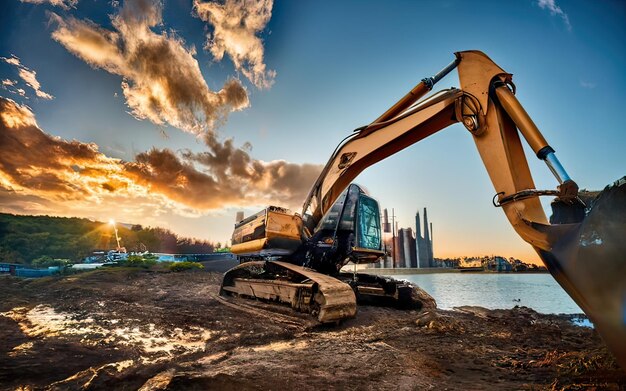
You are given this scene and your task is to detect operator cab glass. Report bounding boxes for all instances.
[356,194,382,250]
[317,185,358,232]
[315,184,382,254]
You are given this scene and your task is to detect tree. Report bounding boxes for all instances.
[0,213,217,263]
[32,256,68,268]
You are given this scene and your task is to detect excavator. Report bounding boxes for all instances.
[220,51,626,368]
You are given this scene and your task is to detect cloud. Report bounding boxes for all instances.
[126,132,323,210]
[1,55,54,100]
[50,0,249,134]
[0,97,321,216]
[1,79,28,98]
[124,148,245,209]
[579,80,596,89]
[194,0,276,89]
[537,0,571,31]
[20,0,78,10]
[0,98,129,200]
[17,68,54,100]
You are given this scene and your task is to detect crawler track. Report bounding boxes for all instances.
[220,261,357,323]
[213,293,319,330]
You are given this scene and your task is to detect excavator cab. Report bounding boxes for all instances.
[304,184,384,273]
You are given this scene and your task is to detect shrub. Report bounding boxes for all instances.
[32,256,69,268]
[121,254,157,268]
[168,261,204,272]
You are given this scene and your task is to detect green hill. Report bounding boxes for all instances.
[0,213,215,264]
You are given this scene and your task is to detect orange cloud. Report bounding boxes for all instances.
[0,98,131,202]
[183,133,322,208]
[127,132,323,211]
[194,0,276,89]
[50,0,249,134]
[4,0,317,219]
[0,97,321,218]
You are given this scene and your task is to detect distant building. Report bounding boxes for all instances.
[415,208,434,268]
[374,207,435,269]
[0,263,59,278]
[393,230,404,268]
[435,258,460,268]
[379,237,394,268]
[399,228,416,268]
[485,256,513,272]
[382,208,391,234]
[83,250,107,263]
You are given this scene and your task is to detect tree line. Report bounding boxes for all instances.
[0,213,217,264]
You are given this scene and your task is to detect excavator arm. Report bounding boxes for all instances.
[303,51,568,250]
[301,50,626,368]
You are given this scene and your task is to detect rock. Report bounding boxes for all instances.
[411,284,437,310]
[415,311,463,332]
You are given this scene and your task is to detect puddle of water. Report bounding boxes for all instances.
[1,305,212,360]
[111,325,212,355]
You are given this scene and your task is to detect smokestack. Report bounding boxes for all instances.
[415,211,422,269]
[402,229,410,268]
[430,221,434,266]
[424,208,432,268]
[391,208,396,266]
[415,211,422,239]
[383,208,390,233]
[423,207,430,243]
[395,225,404,268]
[236,211,244,223]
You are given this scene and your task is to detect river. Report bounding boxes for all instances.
[391,273,585,315]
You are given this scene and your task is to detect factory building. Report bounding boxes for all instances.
[375,207,435,269]
[400,228,417,268]
[393,223,405,268]
[415,208,434,268]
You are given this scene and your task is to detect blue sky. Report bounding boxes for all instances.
[1,0,624,262]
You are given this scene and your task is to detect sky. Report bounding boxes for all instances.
[0,0,624,263]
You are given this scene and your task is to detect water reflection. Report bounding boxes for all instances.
[395,273,584,314]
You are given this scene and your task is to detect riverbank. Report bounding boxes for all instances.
[360,267,549,276]
[0,268,623,390]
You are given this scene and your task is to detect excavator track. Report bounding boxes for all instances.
[338,272,437,310]
[213,293,318,330]
[220,261,357,323]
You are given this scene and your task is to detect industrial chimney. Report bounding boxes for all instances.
[383,208,391,233]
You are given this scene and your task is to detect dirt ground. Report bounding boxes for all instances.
[0,267,624,390]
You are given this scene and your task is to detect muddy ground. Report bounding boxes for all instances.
[0,267,624,390]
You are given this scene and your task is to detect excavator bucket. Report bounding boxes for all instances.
[539,177,626,368]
